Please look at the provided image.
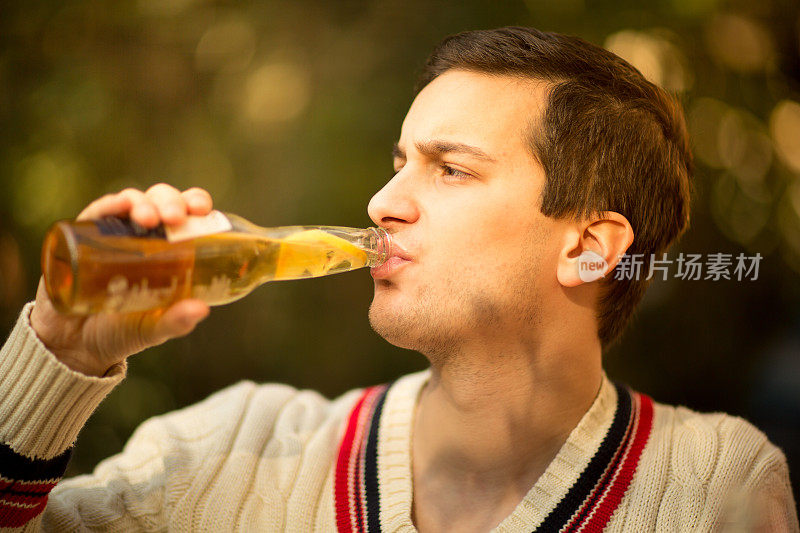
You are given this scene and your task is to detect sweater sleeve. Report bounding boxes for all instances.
[0,303,125,530]
[41,380,301,531]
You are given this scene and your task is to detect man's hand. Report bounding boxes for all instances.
[29,184,213,377]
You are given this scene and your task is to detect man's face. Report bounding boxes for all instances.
[368,70,562,358]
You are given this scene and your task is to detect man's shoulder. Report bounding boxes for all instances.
[130,379,367,448]
[627,397,798,529]
[647,397,788,488]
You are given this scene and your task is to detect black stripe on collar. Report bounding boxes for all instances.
[534,383,632,532]
[364,385,390,532]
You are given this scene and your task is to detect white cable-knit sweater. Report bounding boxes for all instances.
[0,304,797,531]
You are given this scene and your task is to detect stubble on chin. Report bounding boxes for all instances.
[367,256,544,369]
[368,281,464,365]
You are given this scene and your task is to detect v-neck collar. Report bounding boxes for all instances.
[334,370,653,532]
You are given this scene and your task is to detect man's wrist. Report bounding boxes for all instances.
[49,350,117,378]
[1,303,126,459]
[29,302,117,377]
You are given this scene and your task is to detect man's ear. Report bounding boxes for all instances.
[556,212,634,288]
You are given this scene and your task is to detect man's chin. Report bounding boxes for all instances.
[368,301,417,350]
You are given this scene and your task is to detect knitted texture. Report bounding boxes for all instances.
[1,304,797,531]
[0,304,125,460]
[0,444,71,528]
[335,382,654,532]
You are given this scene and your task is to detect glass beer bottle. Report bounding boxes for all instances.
[41,211,391,314]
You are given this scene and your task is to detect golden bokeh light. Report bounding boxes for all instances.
[604,30,692,92]
[705,13,776,72]
[770,100,800,174]
[689,99,774,202]
[717,110,773,201]
[242,61,312,126]
[712,171,771,247]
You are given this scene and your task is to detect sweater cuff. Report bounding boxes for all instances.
[0,302,126,460]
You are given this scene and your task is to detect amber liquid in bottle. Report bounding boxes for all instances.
[42,212,389,314]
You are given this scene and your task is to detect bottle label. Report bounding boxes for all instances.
[95,217,167,239]
[94,211,233,241]
[165,210,233,242]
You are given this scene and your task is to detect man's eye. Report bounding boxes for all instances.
[442,164,471,180]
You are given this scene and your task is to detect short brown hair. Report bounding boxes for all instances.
[416,27,693,347]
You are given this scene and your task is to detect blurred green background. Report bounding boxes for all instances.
[2,0,800,498]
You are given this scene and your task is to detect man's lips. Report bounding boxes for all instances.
[371,243,412,280]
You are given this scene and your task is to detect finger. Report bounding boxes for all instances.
[145,183,187,226]
[117,188,161,227]
[181,187,213,215]
[145,299,210,345]
[76,189,159,228]
[76,193,132,221]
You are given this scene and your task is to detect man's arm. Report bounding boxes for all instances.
[1,183,216,529]
[1,300,310,531]
[0,303,125,529]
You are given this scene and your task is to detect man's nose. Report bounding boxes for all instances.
[367,171,420,228]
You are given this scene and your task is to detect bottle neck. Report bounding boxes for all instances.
[365,227,391,267]
[223,213,392,268]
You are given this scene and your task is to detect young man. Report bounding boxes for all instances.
[1,27,797,531]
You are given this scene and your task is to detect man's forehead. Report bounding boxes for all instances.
[399,70,548,156]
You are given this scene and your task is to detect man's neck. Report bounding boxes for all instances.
[410,334,603,532]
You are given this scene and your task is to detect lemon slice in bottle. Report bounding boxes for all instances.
[274,229,369,279]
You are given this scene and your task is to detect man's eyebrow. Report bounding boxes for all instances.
[392,140,496,163]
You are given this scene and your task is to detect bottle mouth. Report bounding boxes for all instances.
[368,227,392,267]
